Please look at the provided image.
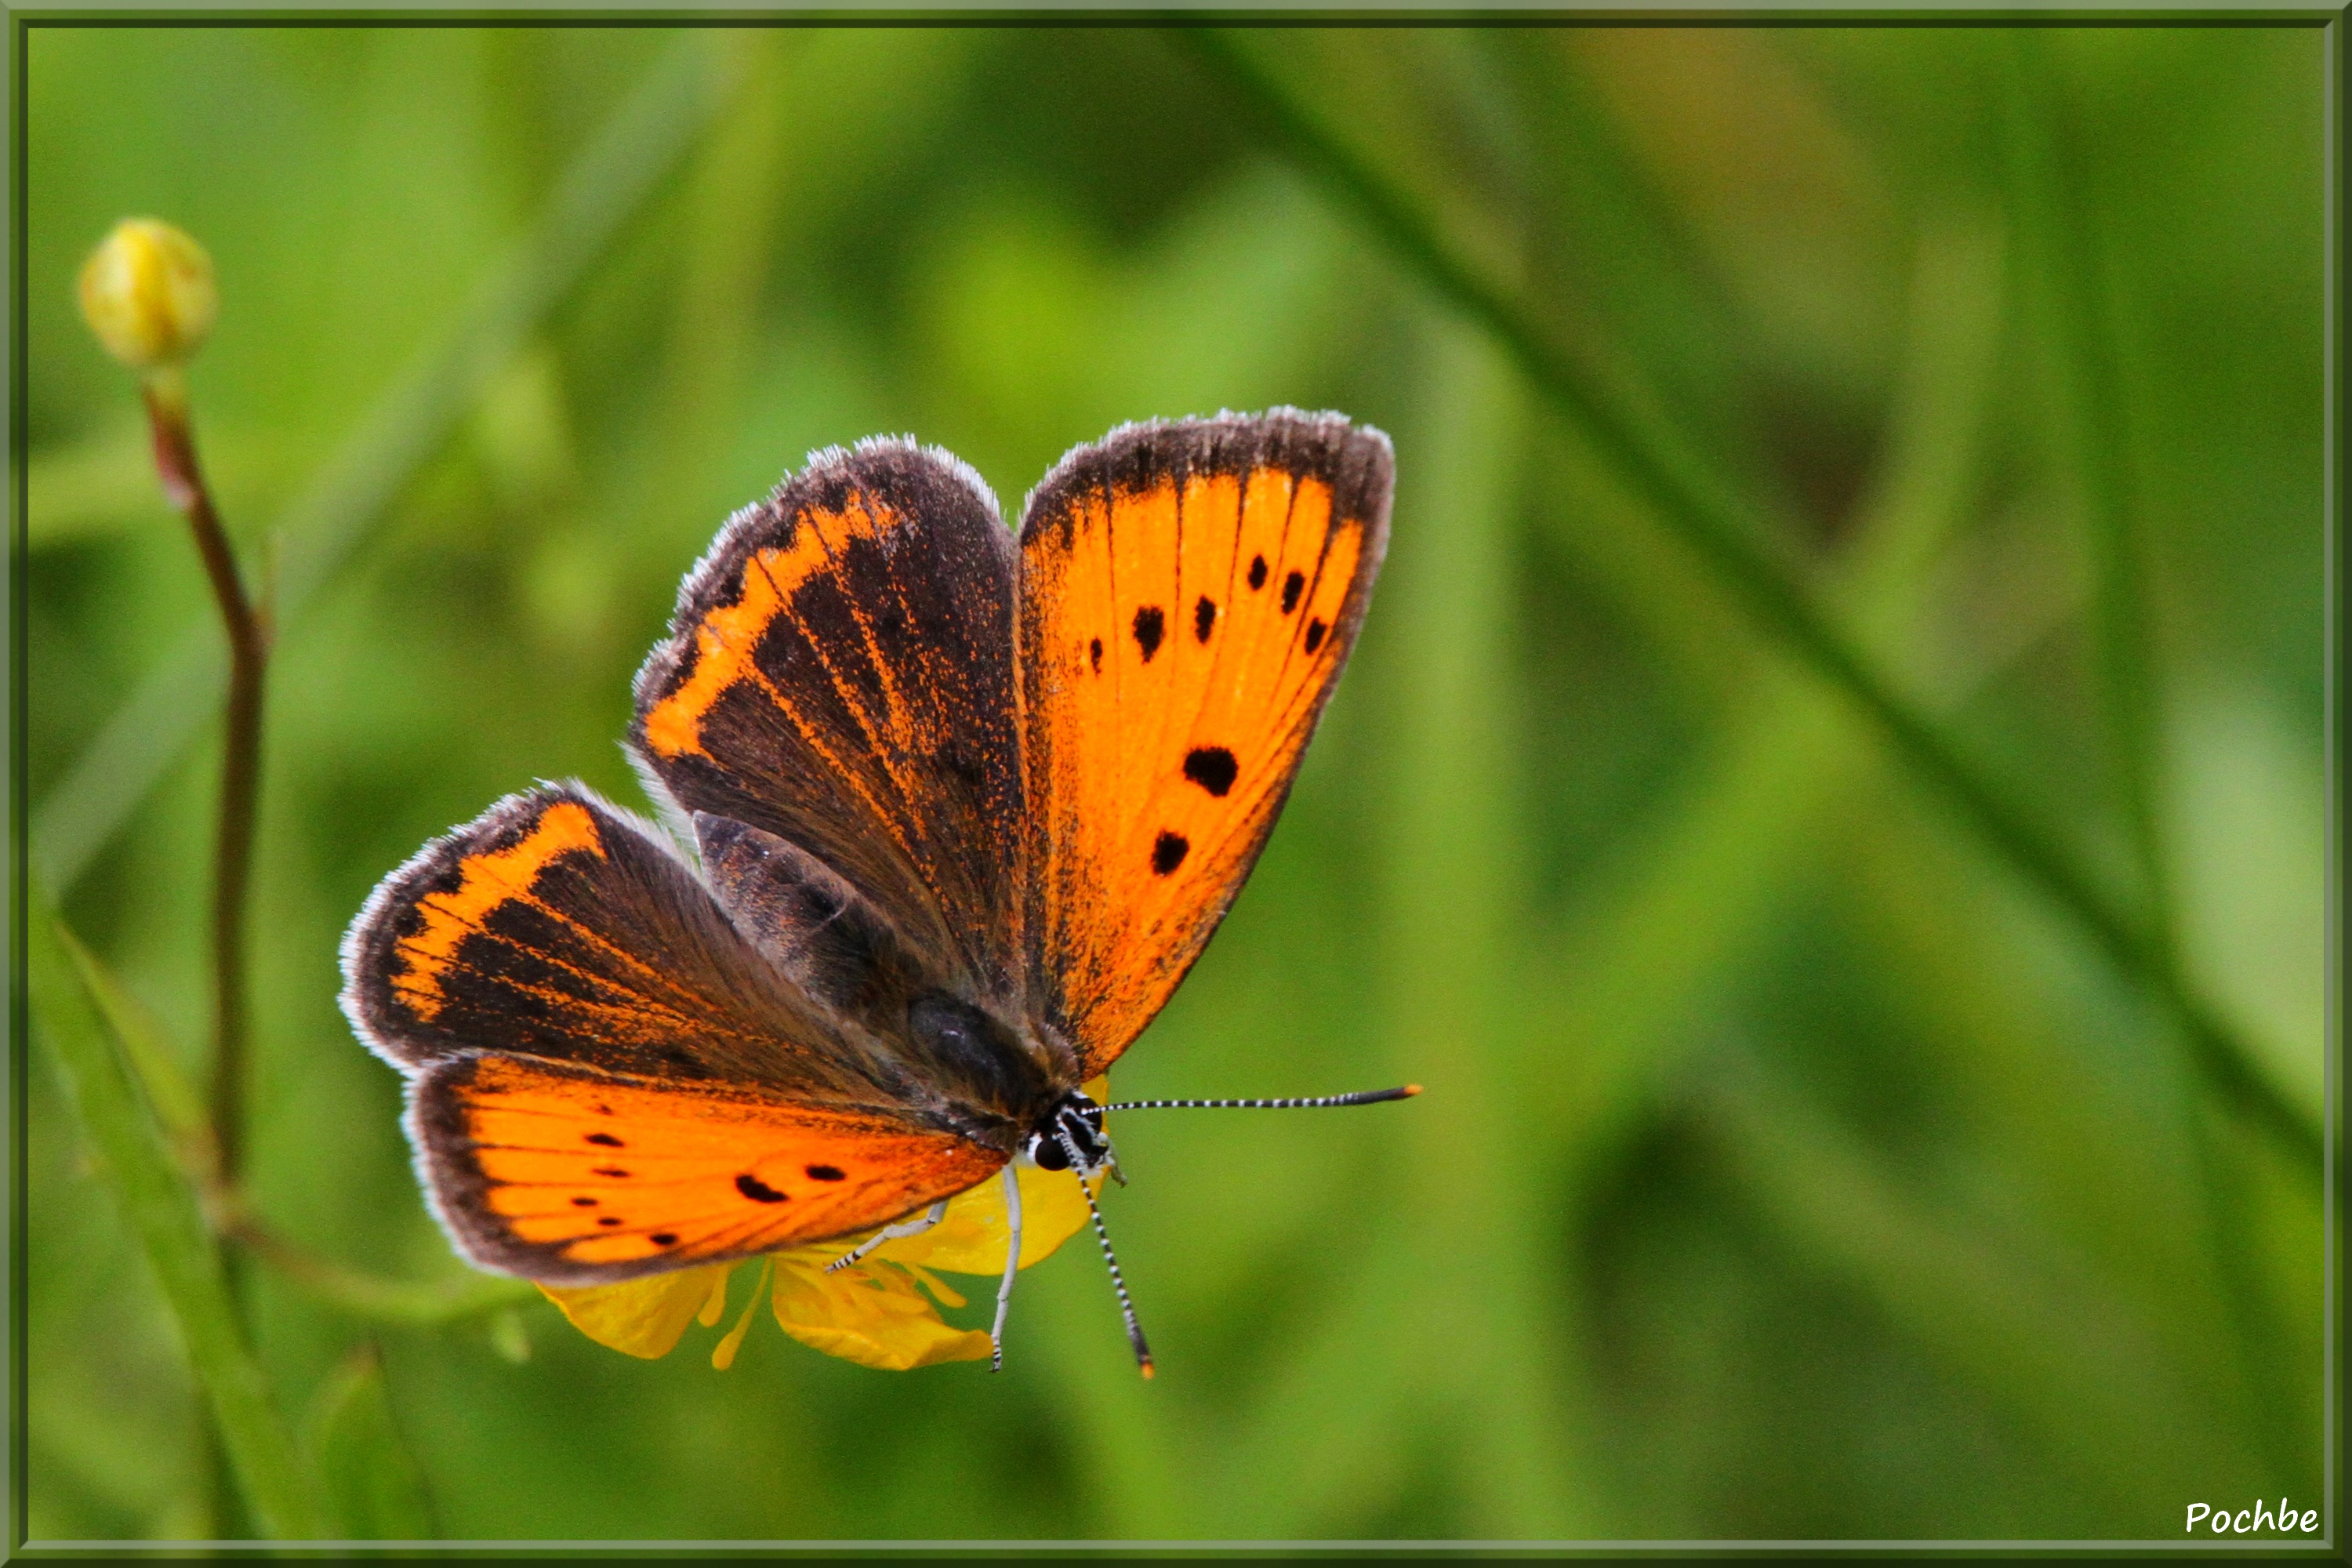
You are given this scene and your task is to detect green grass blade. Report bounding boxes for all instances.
[29,896,330,1540]
[305,1345,437,1540]
[64,930,211,1163]
[1179,26,2319,1172]
[1533,211,2005,1146]
[60,953,539,1330]
[1700,1058,2262,1515]
[31,30,737,894]
[1996,38,2309,1486]
[1365,325,1596,1538]
[1996,34,2174,944]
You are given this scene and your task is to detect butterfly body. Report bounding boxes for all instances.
[345,410,1392,1291]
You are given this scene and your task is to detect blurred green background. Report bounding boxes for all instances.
[24,24,2328,1543]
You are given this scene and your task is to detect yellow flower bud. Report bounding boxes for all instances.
[77,218,217,371]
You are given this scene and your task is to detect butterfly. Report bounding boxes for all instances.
[341,408,1408,1373]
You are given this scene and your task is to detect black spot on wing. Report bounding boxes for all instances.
[572,1196,598,1207]
[806,1163,847,1181]
[1089,637,1103,673]
[597,1216,622,1227]
[1183,746,1238,797]
[1152,832,1190,875]
[1134,605,1165,661]
[1194,596,1218,642]
[1305,618,1327,653]
[651,1232,680,1247]
[585,1132,622,1147]
[735,1173,789,1203]
[592,1166,630,1178]
[1248,554,1269,590]
[1281,571,1305,614]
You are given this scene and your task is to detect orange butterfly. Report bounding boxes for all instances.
[342,409,1411,1374]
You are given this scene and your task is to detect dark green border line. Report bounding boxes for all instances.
[2330,9,2346,1540]
[4,10,2345,26]
[7,9,2339,1553]
[10,0,29,1554]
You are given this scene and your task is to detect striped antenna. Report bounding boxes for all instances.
[1057,1125,1154,1379]
[1102,1085,1421,1112]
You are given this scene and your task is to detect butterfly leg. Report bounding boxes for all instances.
[824,1200,949,1273]
[990,1162,1024,1372]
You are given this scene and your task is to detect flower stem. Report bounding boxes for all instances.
[143,373,267,1193]
[223,1210,541,1327]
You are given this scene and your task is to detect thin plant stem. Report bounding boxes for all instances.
[143,372,266,1194]
[1178,27,2321,1173]
[223,1211,541,1327]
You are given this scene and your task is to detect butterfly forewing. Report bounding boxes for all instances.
[630,439,1025,1004]
[1016,412,1392,1076]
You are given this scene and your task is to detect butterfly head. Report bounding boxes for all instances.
[1025,1090,1116,1181]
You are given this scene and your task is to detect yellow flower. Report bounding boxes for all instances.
[538,1085,1108,1370]
[77,218,218,372]
[765,1253,990,1371]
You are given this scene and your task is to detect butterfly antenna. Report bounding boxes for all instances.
[1056,1126,1153,1379]
[1101,1085,1421,1112]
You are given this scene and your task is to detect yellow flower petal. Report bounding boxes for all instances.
[538,1263,732,1359]
[710,1258,773,1370]
[768,1255,992,1370]
[908,1265,967,1308]
[870,1162,1096,1275]
[696,1267,731,1328]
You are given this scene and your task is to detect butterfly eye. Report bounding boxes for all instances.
[1026,1095,1109,1174]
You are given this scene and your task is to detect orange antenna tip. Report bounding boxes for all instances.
[1403,1084,1423,1097]
[1139,1360,1156,1381]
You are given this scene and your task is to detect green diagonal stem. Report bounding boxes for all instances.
[1179,27,2320,1171]
[30,894,331,1540]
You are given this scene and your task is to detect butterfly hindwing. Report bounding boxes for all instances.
[342,784,1011,1281]
[630,440,1025,1006]
[1016,411,1393,1076]
[345,784,878,1095]
[410,1054,1004,1283]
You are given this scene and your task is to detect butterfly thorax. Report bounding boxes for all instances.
[898,989,1075,1142]
[690,808,1076,1139]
